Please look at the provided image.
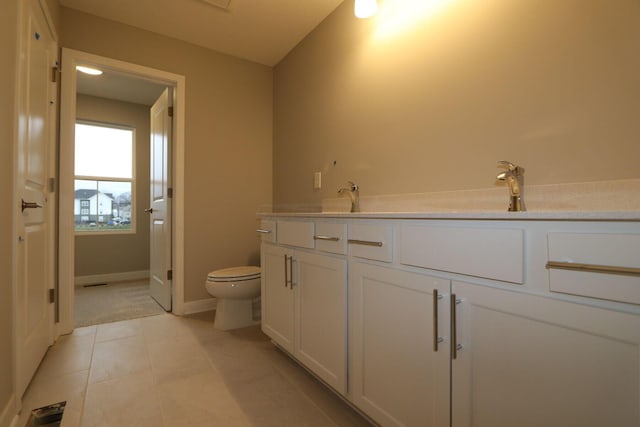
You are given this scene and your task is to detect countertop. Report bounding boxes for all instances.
[257,179,640,222]
[257,210,640,221]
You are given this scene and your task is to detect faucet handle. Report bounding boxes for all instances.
[498,160,516,171]
[498,160,524,175]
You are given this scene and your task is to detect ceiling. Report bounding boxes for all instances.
[76,69,169,106]
[60,0,345,67]
[68,0,346,105]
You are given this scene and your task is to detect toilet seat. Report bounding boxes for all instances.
[207,266,261,282]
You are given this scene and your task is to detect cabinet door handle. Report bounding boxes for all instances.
[288,255,294,288]
[347,239,383,247]
[314,235,340,242]
[283,255,294,289]
[451,294,463,359]
[256,229,272,234]
[283,255,289,288]
[433,290,444,352]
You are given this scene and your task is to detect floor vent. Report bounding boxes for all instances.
[83,282,108,288]
[27,401,66,426]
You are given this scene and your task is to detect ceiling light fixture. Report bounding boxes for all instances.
[354,0,378,18]
[75,65,103,76]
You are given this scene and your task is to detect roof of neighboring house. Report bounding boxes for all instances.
[74,189,114,200]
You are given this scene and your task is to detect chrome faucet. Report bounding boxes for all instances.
[338,181,360,213]
[496,161,525,212]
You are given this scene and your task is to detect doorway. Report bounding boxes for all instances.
[58,48,186,335]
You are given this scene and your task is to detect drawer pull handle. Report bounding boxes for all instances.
[314,235,340,242]
[546,261,640,277]
[256,229,272,234]
[348,239,383,247]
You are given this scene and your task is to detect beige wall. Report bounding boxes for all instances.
[74,95,151,278]
[61,8,273,301]
[0,0,18,417]
[44,0,60,32]
[273,0,640,208]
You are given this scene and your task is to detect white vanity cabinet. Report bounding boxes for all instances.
[259,215,640,427]
[294,250,347,393]
[451,280,640,427]
[260,220,348,393]
[261,243,295,353]
[349,261,451,427]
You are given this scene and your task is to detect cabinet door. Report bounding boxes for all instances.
[451,281,640,427]
[261,243,294,353]
[294,251,348,393]
[350,262,451,427]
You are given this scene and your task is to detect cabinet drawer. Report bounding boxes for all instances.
[348,223,393,262]
[257,220,276,243]
[399,225,524,284]
[547,232,640,304]
[314,222,347,255]
[277,220,315,249]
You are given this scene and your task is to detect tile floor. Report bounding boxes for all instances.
[18,312,374,427]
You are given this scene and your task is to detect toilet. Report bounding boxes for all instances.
[205,266,261,331]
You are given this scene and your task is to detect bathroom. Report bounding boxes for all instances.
[43,0,640,326]
[2,0,640,426]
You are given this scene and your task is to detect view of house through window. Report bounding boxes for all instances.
[74,122,135,232]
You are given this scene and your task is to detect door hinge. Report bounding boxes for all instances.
[168,106,174,117]
[48,288,55,304]
[48,177,56,193]
[167,188,173,198]
[167,269,173,281]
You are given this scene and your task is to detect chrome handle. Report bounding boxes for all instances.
[546,261,640,277]
[256,229,273,234]
[348,239,383,247]
[451,295,462,359]
[314,235,340,242]
[144,208,153,213]
[21,199,43,212]
[284,255,289,288]
[284,255,294,289]
[433,290,444,352]
[288,255,294,288]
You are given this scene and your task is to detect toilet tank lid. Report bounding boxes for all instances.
[207,266,261,281]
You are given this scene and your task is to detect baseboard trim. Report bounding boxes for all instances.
[183,298,217,315]
[74,270,150,287]
[0,394,17,427]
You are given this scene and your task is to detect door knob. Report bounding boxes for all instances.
[144,208,153,213]
[21,199,43,212]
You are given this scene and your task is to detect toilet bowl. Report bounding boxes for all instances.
[205,266,261,331]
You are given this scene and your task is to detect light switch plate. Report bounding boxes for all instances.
[314,172,322,189]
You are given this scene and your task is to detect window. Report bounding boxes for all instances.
[74,122,135,233]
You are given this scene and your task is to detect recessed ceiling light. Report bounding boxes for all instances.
[76,65,103,76]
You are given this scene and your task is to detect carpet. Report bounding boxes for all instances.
[74,280,166,327]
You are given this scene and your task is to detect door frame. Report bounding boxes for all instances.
[58,48,186,335]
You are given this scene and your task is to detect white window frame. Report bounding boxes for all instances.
[74,120,136,235]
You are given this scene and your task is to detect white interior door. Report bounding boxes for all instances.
[149,88,172,310]
[15,0,57,399]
